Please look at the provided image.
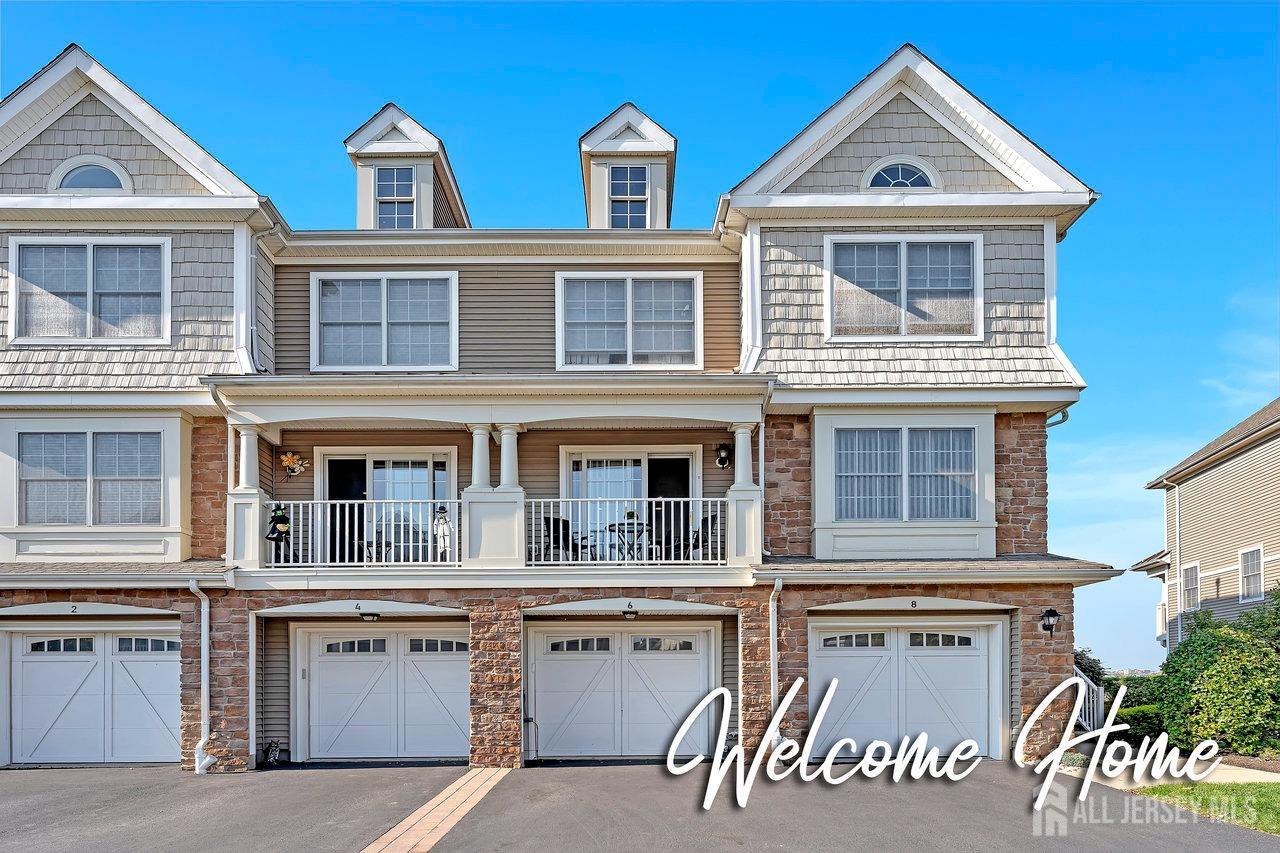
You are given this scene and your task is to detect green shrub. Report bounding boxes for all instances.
[1159,625,1280,755]
[1114,704,1163,746]
[1074,647,1106,685]
[1104,674,1163,708]
[1236,587,1280,651]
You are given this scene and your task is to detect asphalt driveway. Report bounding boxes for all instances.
[0,761,1273,851]
[0,764,466,853]
[440,762,1275,852]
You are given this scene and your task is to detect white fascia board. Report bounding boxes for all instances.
[754,568,1121,586]
[580,103,676,152]
[767,387,1080,408]
[231,566,755,590]
[0,390,216,410]
[0,47,254,196]
[732,44,1089,197]
[0,573,230,589]
[524,597,736,615]
[344,103,441,155]
[254,599,465,616]
[729,191,1094,210]
[1048,343,1088,389]
[0,195,260,211]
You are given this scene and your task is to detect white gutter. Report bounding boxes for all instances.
[188,580,217,774]
[753,568,1121,585]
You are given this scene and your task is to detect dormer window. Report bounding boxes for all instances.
[609,165,648,228]
[375,166,415,229]
[869,163,932,188]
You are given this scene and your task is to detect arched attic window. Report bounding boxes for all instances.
[48,156,132,193]
[868,162,932,189]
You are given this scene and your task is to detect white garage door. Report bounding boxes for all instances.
[307,629,468,760]
[808,624,999,758]
[530,626,716,758]
[11,630,180,763]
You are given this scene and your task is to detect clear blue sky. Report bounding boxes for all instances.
[2,2,1277,669]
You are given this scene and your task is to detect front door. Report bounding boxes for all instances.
[647,457,691,560]
[323,454,453,564]
[326,458,367,564]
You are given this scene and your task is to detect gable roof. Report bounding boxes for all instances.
[579,102,677,227]
[0,44,256,197]
[732,43,1093,198]
[1149,396,1280,487]
[344,102,470,227]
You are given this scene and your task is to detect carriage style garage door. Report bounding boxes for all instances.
[529,625,717,758]
[303,628,469,760]
[10,629,181,763]
[808,621,1004,758]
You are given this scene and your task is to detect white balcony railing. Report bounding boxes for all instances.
[265,499,461,568]
[1074,666,1106,732]
[528,497,727,566]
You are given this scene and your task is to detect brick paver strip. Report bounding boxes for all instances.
[362,767,511,853]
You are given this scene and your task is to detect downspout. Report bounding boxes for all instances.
[768,577,783,717]
[1045,406,1069,429]
[246,225,282,374]
[1161,477,1182,645]
[188,580,217,774]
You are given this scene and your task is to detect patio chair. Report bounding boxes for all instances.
[541,516,596,561]
[681,515,720,560]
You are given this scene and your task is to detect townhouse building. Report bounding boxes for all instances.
[0,43,1115,771]
[1135,397,1280,652]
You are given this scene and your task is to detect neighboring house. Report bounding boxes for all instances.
[1135,397,1280,651]
[0,43,1115,772]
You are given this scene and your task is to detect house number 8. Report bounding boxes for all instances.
[910,600,917,608]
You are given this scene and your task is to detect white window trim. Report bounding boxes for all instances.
[607,162,650,230]
[553,271,704,371]
[557,444,704,499]
[811,411,996,560]
[311,445,459,501]
[6,235,172,346]
[822,233,984,343]
[1180,562,1200,613]
[823,418,990,525]
[859,154,942,192]
[1238,544,1266,604]
[13,428,165,528]
[374,164,416,229]
[308,271,459,372]
[47,154,134,195]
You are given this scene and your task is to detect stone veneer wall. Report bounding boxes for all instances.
[763,414,812,556]
[190,416,227,559]
[776,582,1075,761]
[995,412,1049,555]
[0,582,1073,770]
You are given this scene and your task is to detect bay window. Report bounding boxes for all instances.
[835,426,976,521]
[10,238,169,343]
[825,234,982,340]
[311,272,458,370]
[18,431,162,526]
[556,272,701,368]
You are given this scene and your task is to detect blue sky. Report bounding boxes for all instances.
[2,2,1277,669]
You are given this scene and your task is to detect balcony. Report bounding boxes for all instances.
[528,498,727,566]
[264,499,462,568]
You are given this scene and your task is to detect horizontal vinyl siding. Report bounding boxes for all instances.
[1168,436,1280,624]
[273,262,740,374]
[432,170,458,228]
[722,616,739,736]
[273,427,738,501]
[259,617,291,759]
[254,249,275,371]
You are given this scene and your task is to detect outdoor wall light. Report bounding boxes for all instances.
[360,612,381,623]
[264,506,291,542]
[622,602,638,620]
[715,443,733,469]
[1039,608,1062,637]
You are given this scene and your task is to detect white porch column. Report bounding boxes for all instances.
[497,424,520,489]
[237,426,260,490]
[725,422,763,567]
[468,424,492,490]
[731,423,756,487]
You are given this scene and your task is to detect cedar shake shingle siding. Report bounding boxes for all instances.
[757,224,1073,388]
[783,94,1017,194]
[0,94,209,195]
[0,229,240,389]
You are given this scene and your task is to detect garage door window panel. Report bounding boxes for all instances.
[548,636,612,653]
[630,635,696,652]
[407,638,468,653]
[28,636,95,654]
[323,638,388,654]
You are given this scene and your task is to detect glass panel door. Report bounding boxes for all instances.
[367,456,450,563]
[569,457,642,559]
